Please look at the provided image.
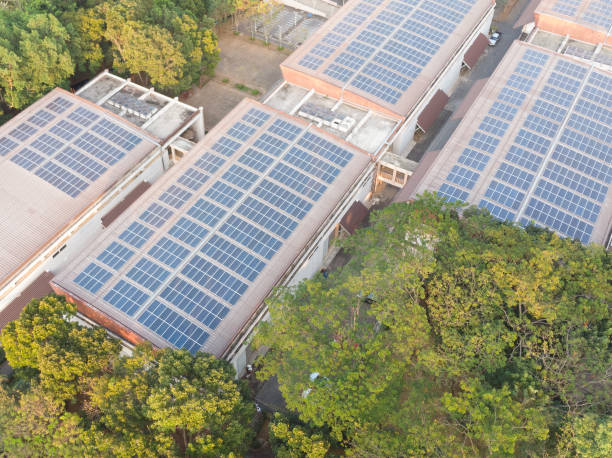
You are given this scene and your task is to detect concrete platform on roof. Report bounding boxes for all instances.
[78,72,201,143]
[266,82,398,155]
[530,29,565,51]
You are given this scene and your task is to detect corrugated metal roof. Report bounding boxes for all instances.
[52,99,373,357]
[0,89,159,289]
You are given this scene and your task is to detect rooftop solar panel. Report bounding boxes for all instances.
[407,42,612,246]
[282,0,492,116]
[55,100,371,356]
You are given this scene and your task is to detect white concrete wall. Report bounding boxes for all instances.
[0,150,166,310]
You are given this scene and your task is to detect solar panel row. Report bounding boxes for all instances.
[436,45,612,244]
[72,106,357,353]
[297,0,479,106]
[0,96,145,197]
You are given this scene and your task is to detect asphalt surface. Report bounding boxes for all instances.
[408,0,535,162]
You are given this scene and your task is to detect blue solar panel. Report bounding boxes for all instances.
[126,258,170,291]
[35,161,88,197]
[50,120,81,141]
[148,237,191,269]
[241,108,271,126]
[74,133,126,165]
[201,235,266,282]
[168,217,209,247]
[181,255,248,305]
[119,222,155,248]
[30,133,63,156]
[137,300,209,353]
[10,123,38,141]
[104,280,150,315]
[533,179,601,223]
[253,179,312,220]
[237,196,298,239]
[92,119,142,150]
[437,183,469,203]
[187,199,227,227]
[523,199,593,244]
[227,122,256,141]
[74,262,112,293]
[222,165,259,190]
[205,182,243,208]
[457,148,490,172]
[98,242,135,270]
[55,147,107,180]
[0,137,17,156]
[479,199,516,221]
[159,185,193,209]
[211,137,242,157]
[68,107,99,127]
[220,215,282,260]
[139,203,174,228]
[11,148,45,171]
[484,180,525,210]
[45,97,73,113]
[28,110,55,127]
[160,277,228,329]
[284,147,340,184]
[238,148,274,173]
[269,163,327,201]
[446,165,479,190]
[177,168,209,190]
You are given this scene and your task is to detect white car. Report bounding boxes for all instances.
[489,32,501,46]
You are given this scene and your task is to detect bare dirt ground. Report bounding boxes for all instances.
[181,26,290,130]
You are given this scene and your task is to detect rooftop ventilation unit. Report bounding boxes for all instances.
[298,103,356,133]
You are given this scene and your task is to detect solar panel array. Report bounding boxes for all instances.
[436,46,612,244]
[69,104,362,354]
[0,97,145,197]
[295,0,480,107]
[551,0,612,29]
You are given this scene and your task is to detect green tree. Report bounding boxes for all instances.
[0,11,74,110]
[255,194,612,456]
[146,349,255,456]
[269,414,330,458]
[0,295,121,401]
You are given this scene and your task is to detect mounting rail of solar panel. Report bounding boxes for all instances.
[0,88,158,289]
[52,99,372,357]
[281,0,494,117]
[406,41,612,246]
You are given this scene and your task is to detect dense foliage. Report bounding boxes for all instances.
[256,194,612,456]
[0,295,255,456]
[0,0,227,112]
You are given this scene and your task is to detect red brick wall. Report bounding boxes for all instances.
[51,283,148,346]
[535,13,607,45]
[281,66,404,120]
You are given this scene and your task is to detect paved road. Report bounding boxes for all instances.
[408,0,535,162]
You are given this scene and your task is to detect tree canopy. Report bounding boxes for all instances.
[255,194,612,456]
[0,295,255,456]
[0,0,226,113]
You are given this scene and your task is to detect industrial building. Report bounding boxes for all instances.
[534,0,612,45]
[527,0,612,69]
[278,0,495,154]
[0,75,203,328]
[52,99,374,371]
[398,40,612,246]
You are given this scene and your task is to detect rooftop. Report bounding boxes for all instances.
[0,89,159,290]
[535,0,612,45]
[402,41,612,245]
[52,99,373,357]
[281,0,494,117]
[77,72,200,142]
[265,82,399,154]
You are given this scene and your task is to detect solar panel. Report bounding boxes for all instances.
[9,123,38,142]
[45,97,73,113]
[92,119,142,150]
[74,263,113,293]
[66,103,367,354]
[11,148,45,171]
[433,45,611,245]
[28,110,55,127]
[0,137,17,156]
[137,300,209,354]
[55,147,107,180]
[35,161,88,197]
